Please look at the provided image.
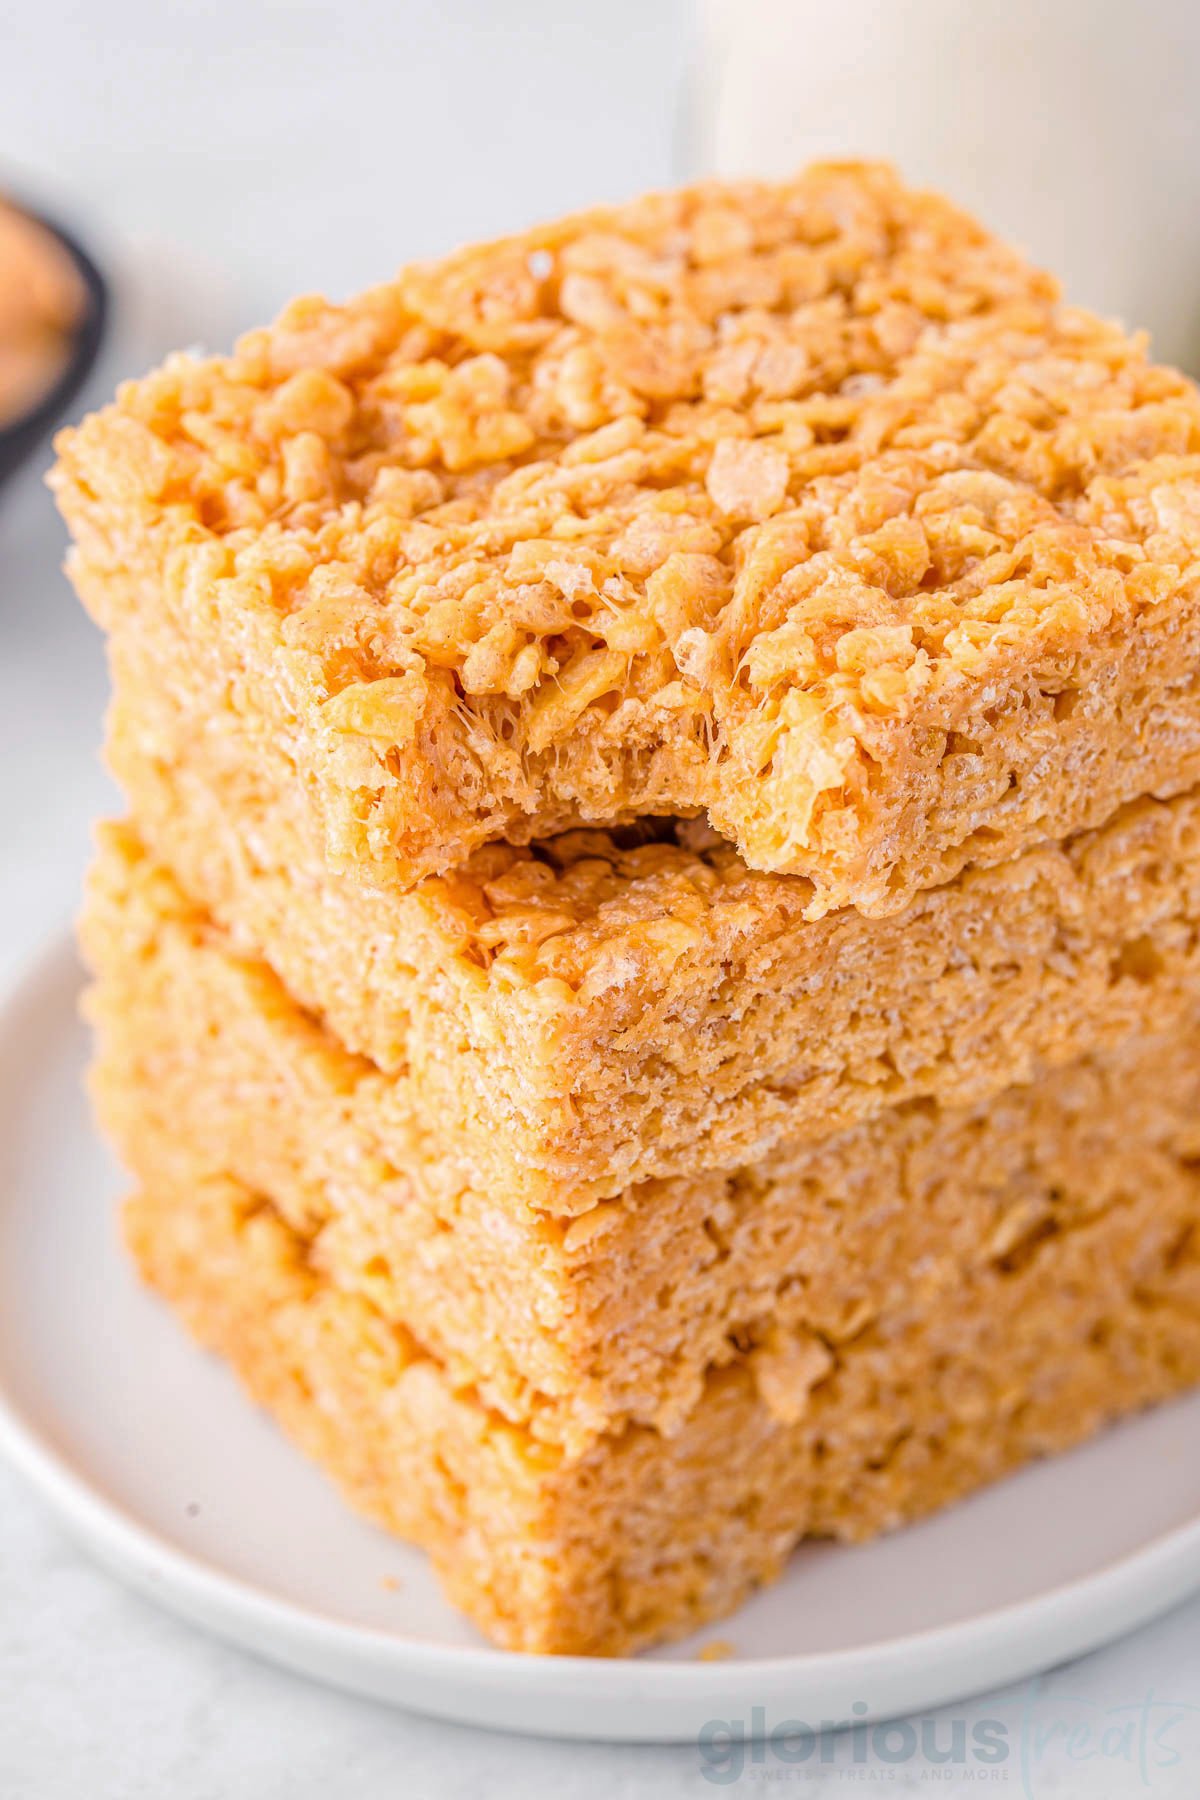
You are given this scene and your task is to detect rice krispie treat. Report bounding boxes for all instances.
[85,822,1200,1456]
[103,666,1200,1207]
[124,1114,1200,1655]
[53,163,1200,916]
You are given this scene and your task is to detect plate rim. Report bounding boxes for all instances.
[2,931,1199,1739]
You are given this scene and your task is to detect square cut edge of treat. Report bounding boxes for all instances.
[51,159,1200,914]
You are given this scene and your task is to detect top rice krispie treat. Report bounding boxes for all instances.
[54,163,1200,913]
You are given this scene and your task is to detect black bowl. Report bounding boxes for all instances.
[0,199,108,492]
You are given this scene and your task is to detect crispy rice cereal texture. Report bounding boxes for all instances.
[83,822,1200,1460]
[124,1119,1200,1656]
[53,163,1200,914]
[103,660,1200,1207]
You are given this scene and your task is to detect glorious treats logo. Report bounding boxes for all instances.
[697,1681,1200,1789]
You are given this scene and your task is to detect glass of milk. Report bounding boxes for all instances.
[690,0,1200,372]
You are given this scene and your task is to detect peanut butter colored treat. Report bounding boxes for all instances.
[63,160,1200,1660]
[53,163,1200,915]
[123,1110,1200,1655]
[84,823,1200,1456]
[104,667,1200,1208]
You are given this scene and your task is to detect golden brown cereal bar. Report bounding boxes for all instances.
[53,164,1200,912]
[86,823,1200,1465]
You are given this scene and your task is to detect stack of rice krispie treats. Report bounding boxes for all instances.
[55,164,1200,1656]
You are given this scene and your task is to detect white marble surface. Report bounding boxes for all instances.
[1,3,1198,1792]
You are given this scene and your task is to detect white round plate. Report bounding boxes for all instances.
[2,936,1199,1743]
